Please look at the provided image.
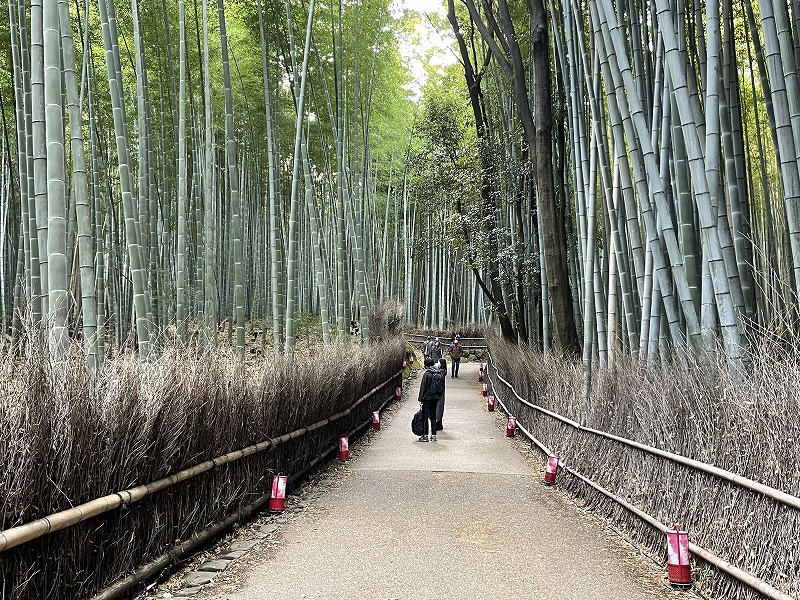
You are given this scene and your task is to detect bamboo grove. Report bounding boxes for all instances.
[0,0,492,368]
[4,0,800,371]
[407,0,800,375]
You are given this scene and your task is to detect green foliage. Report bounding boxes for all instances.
[0,0,415,227]
[408,64,478,219]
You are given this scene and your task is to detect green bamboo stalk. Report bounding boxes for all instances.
[43,0,68,364]
[302,142,331,345]
[98,0,153,359]
[335,0,348,334]
[88,60,106,363]
[284,0,316,353]
[31,0,49,317]
[721,0,754,318]
[58,0,98,372]
[201,0,217,350]
[579,127,599,422]
[217,0,245,354]
[175,0,188,345]
[256,0,284,353]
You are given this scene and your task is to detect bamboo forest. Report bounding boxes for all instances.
[2,0,800,366]
[1,0,800,599]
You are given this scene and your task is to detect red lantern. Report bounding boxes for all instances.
[487,395,495,411]
[409,355,414,364]
[666,526,692,588]
[481,383,488,397]
[402,360,407,369]
[477,369,484,383]
[544,455,559,485]
[506,417,516,437]
[372,411,380,430]
[395,386,402,401]
[268,473,288,512]
[339,436,350,461]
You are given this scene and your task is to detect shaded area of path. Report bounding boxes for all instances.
[203,362,676,599]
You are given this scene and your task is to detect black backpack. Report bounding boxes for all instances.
[411,408,426,436]
[426,368,445,400]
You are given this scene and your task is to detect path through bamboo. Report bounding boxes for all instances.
[201,362,681,599]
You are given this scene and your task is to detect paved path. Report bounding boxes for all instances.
[204,362,675,600]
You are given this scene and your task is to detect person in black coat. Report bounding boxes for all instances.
[435,358,447,431]
[429,337,442,361]
[417,358,443,441]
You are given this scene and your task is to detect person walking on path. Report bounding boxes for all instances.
[435,357,447,432]
[449,336,463,378]
[421,336,433,359]
[417,357,445,441]
[429,336,442,362]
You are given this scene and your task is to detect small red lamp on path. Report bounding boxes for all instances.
[544,455,559,485]
[268,473,288,512]
[666,526,692,589]
[338,436,350,461]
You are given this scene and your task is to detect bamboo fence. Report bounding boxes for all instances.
[0,340,405,599]
[486,340,799,600]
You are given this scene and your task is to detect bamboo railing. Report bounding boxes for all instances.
[486,353,800,511]
[485,354,797,600]
[0,369,403,553]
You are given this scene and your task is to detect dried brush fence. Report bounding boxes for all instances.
[487,338,799,600]
[0,339,405,599]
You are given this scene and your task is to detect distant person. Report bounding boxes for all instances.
[430,336,442,361]
[435,357,447,431]
[417,357,445,442]
[422,336,433,358]
[349,319,361,338]
[449,335,462,378]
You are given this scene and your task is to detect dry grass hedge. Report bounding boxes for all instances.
[488,337,800,600]
[0,338,404,599]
